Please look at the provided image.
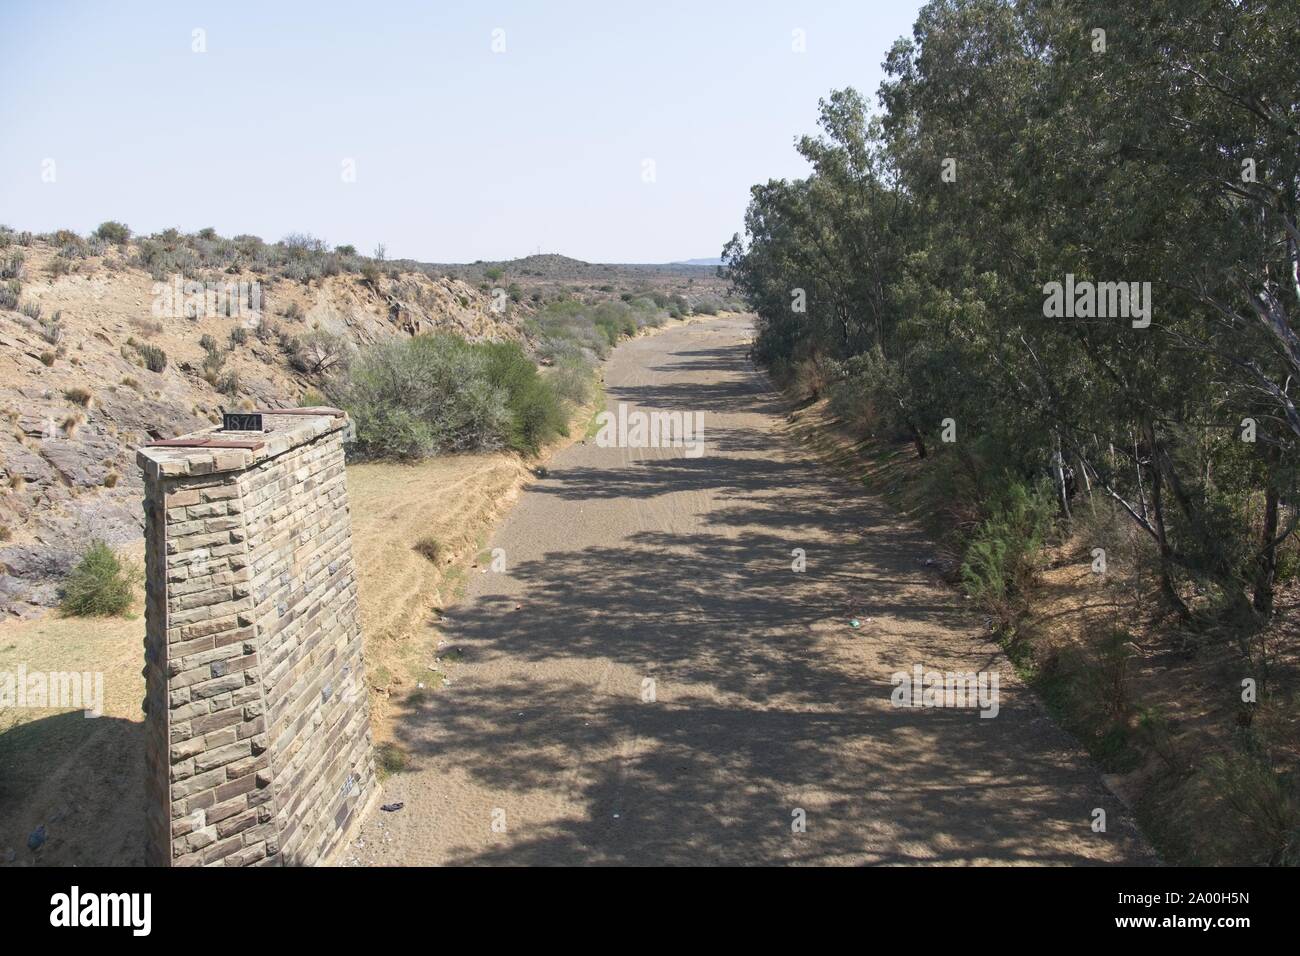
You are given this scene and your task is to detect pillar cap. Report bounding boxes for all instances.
[137,407,349,479]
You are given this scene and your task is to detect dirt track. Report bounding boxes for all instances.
[350,315,1155,866]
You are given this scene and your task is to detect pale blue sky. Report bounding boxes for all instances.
[0,0,923,263]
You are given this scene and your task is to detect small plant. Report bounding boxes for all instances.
[961,480,1055,628]
[229,326,248,346]
[20,300,41,321]
[283,301,306,322]
[360,262,382,290]
[137,343,167,372]
[60,541,141,617]
[0,281,18,311]
[121,376,140,389]
[1206,745,1300,865]
[413,535,444,563]
[64,386,92,407]
[38,312,63,345]
[376,742,408,778]
[103,471,120,488]
[39,351,55,367]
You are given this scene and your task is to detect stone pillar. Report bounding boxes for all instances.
[139,408,376,866]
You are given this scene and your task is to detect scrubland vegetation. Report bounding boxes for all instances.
[331,288,739,463]
[59,541,139,617]
[725,0,1300,864]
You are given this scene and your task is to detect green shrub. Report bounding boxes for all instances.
[1204,744,1300,865]
[94,221,131,244]
[547,355,596,405]
[961,479,1055,624]
[330,334,568,460]
[60,541,140,616]
[828,348,911,438]
[329,334,509,460]
[481,341,568,454]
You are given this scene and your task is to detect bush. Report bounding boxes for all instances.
[60,541,140,616]
[961,479,1055,626]
[288,330,350,375]
[39,312,63,345]
[137,343,167,372]
[1205,744,1300,865]
[64,386,92,406]
[480,341,568,454]
[329,334,510,460]
[94,221,131,244]
[329,334,568,460]
[547,355,596,406]
[413,536,443,563]
[828,348,910,436]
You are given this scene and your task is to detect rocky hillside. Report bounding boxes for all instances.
[0,238,523,617]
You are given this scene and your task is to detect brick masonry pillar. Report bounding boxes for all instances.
[138,408,376,866]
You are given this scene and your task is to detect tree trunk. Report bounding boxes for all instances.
[1253,444,1282,617]
[1053,435,1071,523]
[908,422,927,459]
[1146,426,1190,620]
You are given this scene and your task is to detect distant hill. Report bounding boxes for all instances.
[673,257,723,266]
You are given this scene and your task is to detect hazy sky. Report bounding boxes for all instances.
[0,0,924,263]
